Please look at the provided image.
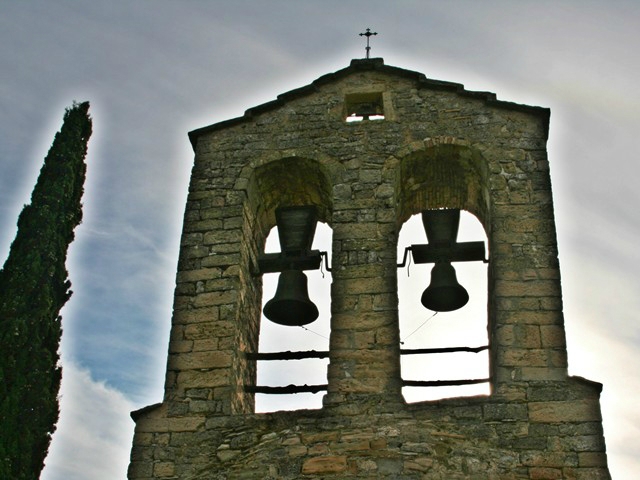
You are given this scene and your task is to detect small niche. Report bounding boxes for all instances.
[345,92,385,122]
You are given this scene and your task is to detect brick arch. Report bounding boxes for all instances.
[395,142,490,231]
[247,156,334,239]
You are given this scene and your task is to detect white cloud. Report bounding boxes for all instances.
[561,246,640,480]
[41,362,135,480]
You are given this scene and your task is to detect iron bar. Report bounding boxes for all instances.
[245,384,327,394]
[402,378,490,387]
[247,378,490,394]
[246,350,329,361]
[400,345,489,355]
[247,345,488,361]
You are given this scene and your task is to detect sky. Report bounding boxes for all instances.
[0,1,639,478]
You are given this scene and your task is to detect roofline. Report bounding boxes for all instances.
[188,58,550,149]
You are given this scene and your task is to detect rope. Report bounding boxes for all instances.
[400,311,438,344]
[299,324,329,340]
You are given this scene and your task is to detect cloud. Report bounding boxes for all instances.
[561,248,640,479]
[41,362,135,480]
[61,222,174,399]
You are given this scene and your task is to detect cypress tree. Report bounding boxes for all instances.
[0,102,92,478]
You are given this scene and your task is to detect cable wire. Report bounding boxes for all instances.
[400,311,438,344]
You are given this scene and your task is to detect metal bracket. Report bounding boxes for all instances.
[410,241,486,264]
[397,246,413,268]
[397,243,488,268]
[320,251,332,272]
[257,250,322,275]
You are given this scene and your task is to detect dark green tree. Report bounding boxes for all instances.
[0,102,92,478]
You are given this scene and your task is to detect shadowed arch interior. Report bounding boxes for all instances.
[248,157,333,238]
[397,144,490,231]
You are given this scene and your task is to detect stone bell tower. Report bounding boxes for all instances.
[128,58,610,479]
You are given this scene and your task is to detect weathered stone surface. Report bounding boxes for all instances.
[301,456,348,474]
[128,58,610,479]
[529,399,602,423]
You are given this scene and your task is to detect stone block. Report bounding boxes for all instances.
[336,276,395,295]
[330,439,370,452]
[578,452,608,467]
[356,458,378,472]
[561,467,612,479]
[168,340,193,354]
[301,456,348,474]
[403,456,433,473]
[496,324,541,348]
[483,403,528,422]
[560,434,606,453]
[168,351,232,370]
[529,400,602,423]
[370,437,387,449]
[152,462,175,478]
[176,369,230,389]
[135,415,204,434]
[520,367,567,381]
[541,325,566,348]
[377,457,403,475]
[128,461,153,478]
[287,444,308,457]
[494,279,560,298]
[174,306,219,325]
[300,431,340,443]
[520,451,578,468]
[529,467,562,479]
[184,320,234,339]
[308,443,329,455]
[498,348,550,367]
[200,253,241,268]
[176,268,222,283]
[191,338,217,352]
[192,290,237,308]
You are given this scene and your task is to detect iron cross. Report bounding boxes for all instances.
[359,28,378,59]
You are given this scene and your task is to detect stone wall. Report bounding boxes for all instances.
[131,378,606,479]
[129,59,610,479]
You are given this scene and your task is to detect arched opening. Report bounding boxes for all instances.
[395,141,492,402]
[245,156,335,413]
[397,210,490,402]
[256,221,332,412]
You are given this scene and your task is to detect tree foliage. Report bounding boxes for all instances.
[0,102,92,478]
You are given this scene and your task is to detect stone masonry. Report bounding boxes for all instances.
[128,59,611,479]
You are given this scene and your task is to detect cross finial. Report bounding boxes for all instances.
[359,28,378,59]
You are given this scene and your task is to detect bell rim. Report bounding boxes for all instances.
[420,286,469,312]
[263,298,319,326]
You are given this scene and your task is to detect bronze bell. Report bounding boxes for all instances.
[421,262,469,312]
[263,270,319,326]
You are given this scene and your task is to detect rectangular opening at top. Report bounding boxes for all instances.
[345,92,384,122]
